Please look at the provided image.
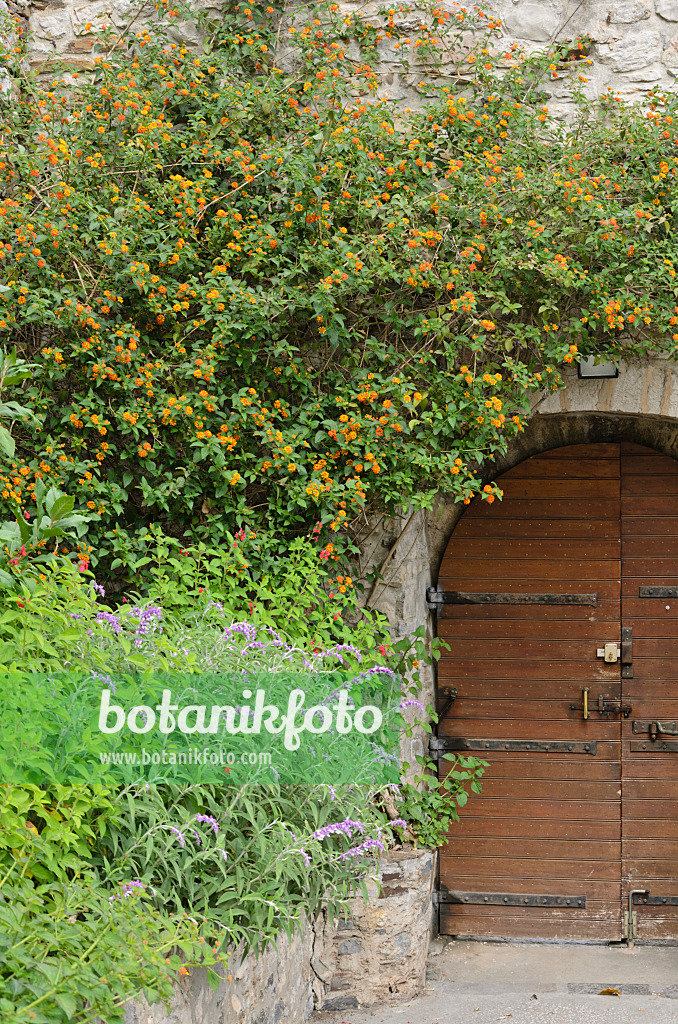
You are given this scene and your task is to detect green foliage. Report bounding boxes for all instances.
[4,0,673,587]
[0,878,184,1023]
[0,543,394,667]
[0,570,450,1022]
[0,347,37,460]
[0,479,90,590]
[91,781,406,951]
[0,785,224,1023]
[396,754,487,849]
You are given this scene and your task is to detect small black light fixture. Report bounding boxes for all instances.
[577,355,619,380]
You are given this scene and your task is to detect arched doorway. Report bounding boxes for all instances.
[434,441,678,943]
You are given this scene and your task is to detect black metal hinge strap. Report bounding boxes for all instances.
[434,891,586,908]
[426,586,598,609]
[633,893,678,906]
[429,737,597,755]
[631,740,678,752]
[639,586,678,598]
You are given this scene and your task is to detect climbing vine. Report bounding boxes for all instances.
[1,0,677,586]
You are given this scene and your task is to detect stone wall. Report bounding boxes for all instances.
[124,848,435,1024]
[8,0,678,109]
[313,848,436,1012]
[125,916,316,1024]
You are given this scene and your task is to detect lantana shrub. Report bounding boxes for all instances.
[3,0,678,587]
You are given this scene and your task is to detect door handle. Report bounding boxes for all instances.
[632,720,678,740]
[570,688,590,720]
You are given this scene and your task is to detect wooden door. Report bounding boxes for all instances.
[436,440,678,942]
[621,442,678,941]
[436,444,623,941]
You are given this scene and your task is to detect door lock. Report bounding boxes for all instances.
[570,691,633,719]
[597,643,620,663]
[597,694,633,717]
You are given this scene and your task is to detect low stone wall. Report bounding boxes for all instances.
[313,848,436,1013]
[125,847,436,1024]
[125,917,316,1024]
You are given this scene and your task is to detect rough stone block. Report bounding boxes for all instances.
[502,5,559,42]
[657,0,678,20]
[607,0,652,21]
[329,972,352,991]
[323,995,359,1011]
[338,938,363,954]
[595,31,662,71]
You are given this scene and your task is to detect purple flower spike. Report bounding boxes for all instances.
[95,610,121,635]
[170,826,186,848]
[312,818,364,842]
[195,813,219,836]
[340,837,385,861]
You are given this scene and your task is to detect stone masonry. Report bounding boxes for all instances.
[6,0,678,115]
[124,848,436,1023]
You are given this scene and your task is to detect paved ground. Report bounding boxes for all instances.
[314,940,678,1024]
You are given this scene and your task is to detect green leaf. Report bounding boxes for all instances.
[0,424,14,458]
[55,992,77,1019]
[206,968,221,993]
[48,495,75,521]
[15,515,30,546]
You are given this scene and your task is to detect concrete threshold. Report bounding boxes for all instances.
[313,939,678,1024]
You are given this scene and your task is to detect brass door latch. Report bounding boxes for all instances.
[571,689,632,719]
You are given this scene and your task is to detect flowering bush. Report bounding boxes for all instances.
[3,0,676,588]
[0,578,478,1021]
[0,784,225,1023]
